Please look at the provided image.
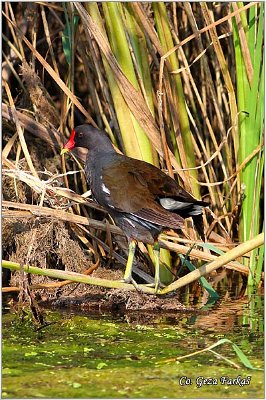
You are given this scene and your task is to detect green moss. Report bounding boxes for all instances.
[2,307,264,398]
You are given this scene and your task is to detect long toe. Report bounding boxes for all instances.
[121,276,141,291]
[154,279,161,294]
[144,280,164,293]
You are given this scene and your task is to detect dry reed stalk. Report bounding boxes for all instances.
[75,2,184,172]
[161,233,264,294]
[3,200,249,275]
[3,10,96,126]
[4,82,39,179]
[3,260,156,294]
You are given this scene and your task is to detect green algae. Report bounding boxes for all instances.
[2,301,264,399]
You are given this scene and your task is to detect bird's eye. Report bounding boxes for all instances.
[78,132,83,138]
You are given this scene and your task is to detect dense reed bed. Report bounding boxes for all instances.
[2,2,264,299]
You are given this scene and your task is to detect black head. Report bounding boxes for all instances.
[61,124,114,154]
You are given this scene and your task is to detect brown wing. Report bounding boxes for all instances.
[121,157,206,204]
[102,159,184,228]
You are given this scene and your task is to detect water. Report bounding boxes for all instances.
[2,294,264,399]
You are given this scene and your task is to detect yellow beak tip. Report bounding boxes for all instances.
[60,148,69,155]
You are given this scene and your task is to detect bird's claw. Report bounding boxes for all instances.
[144,281,164,294]
[122,273,164,294]
[121,276,141,291]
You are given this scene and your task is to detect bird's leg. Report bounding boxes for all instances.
[123,239,137,284]
[153,241,161,293]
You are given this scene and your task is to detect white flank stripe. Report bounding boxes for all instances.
[102,183,110,195]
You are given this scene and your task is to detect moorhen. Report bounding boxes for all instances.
[61,125,208,292]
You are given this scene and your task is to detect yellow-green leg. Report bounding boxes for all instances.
[123,239,137,284]
[153,241,161,293]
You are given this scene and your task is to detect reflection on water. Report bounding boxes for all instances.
[46,291,263,338]
[190,295,264,334]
